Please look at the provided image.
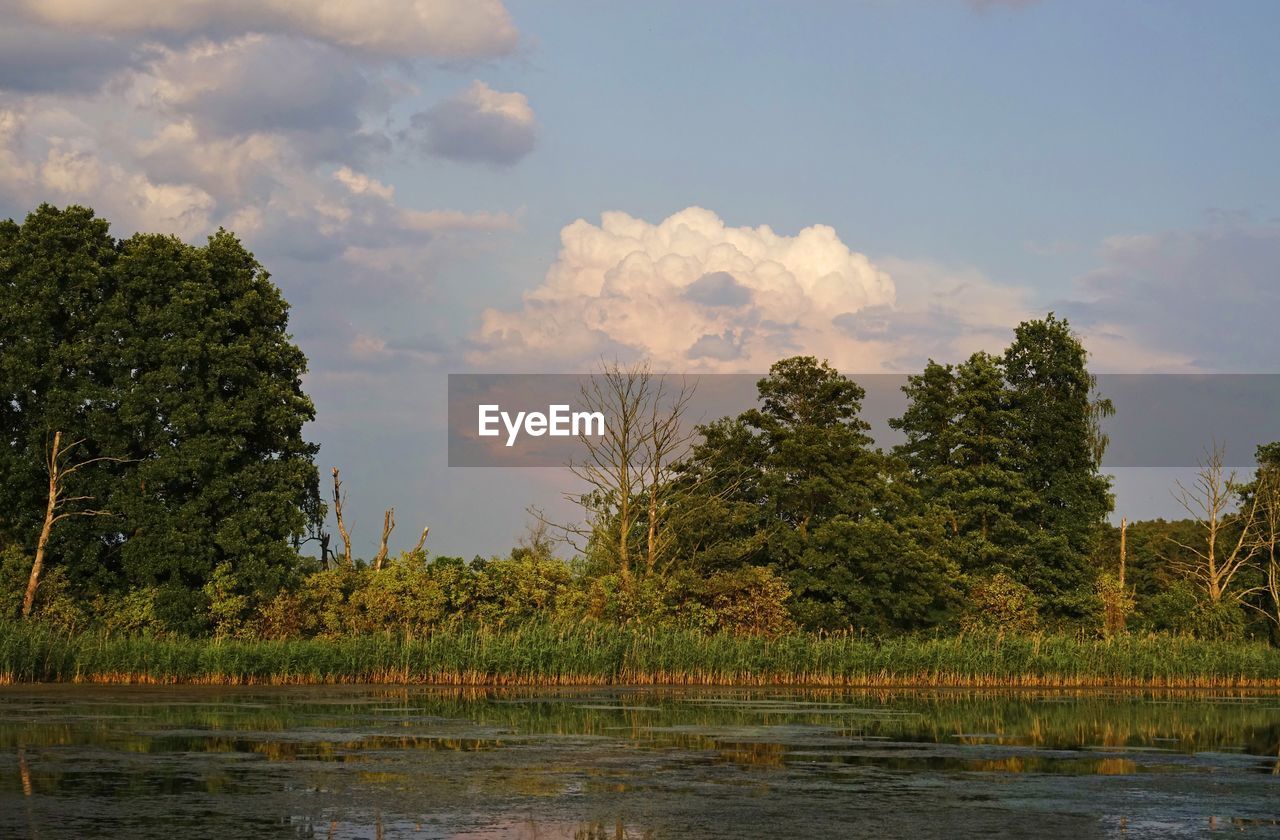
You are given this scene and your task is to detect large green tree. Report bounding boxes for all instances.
[0,204,321,631]
[674,357,956,631]
[889,360,957,496]
[891,315,1113,619]
[929,352,1036,580]
[1002,314,1113,613]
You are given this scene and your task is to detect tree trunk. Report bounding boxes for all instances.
[1119,517,1127,588]
[331,467,353,568]
[373,507,394,571]
[23,431,61,618]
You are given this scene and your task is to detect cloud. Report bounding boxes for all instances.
[141,35,380,146]
[35,143,217,239]
[409,81,537,167]
[1058,221,1280,372]
[471,206,1216,378]
[683,271,753,307]
[686,330,745,362]
[2,0,518,59]
[0,25,141,94]
[473,206,917,371]
[0,0,528,267]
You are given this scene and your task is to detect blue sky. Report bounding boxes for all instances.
[1,0,1278,557]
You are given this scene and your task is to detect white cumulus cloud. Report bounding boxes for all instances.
[473,207,909,371]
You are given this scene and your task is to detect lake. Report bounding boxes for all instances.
[0,686,1277,838]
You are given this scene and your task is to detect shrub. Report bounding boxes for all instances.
[686,566,795,636]
[961,572,1040,635]
[203,562,253,638]
[0,544,30,621]
[93,588,163,636]
[474,553,576,627]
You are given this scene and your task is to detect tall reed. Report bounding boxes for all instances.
[2,622,1278,687]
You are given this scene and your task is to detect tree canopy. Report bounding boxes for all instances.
[0,204,321,632]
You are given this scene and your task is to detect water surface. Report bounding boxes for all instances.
[1,686,1277,838]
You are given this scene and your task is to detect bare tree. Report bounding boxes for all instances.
[330,467,428,569]
[331,467,354,568]
[23,431,129,618]
[373,507,395,571]
[541,360,696,584]
[640,374,696,576]
[410,525,430,558]
[1169,442,1261,605]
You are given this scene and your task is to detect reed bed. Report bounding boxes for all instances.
[2,622,1279,688]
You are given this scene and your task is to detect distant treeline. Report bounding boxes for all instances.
[3,204,1279,645]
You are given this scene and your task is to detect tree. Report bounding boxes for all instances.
[0,205,323,631]
[889,360,957,496]
[1002,314,1113,611]
[331,468,354,568]
[932,351,1036,579]
[0,205,118,586]
[672,357,953,630]
[23,431,129,617]
[748,356,878,535]
[1169,442,1260,606]
[552,360,694,585]
[668,415,773,573]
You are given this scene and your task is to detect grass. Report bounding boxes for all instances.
[2,621,1279,688]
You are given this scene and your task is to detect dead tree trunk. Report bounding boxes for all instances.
[1119,517,1127,589]
[23,432,63,618]
[23,431,125,618]
[411,526,430,557]
[373,507,395,571]
[331,467,354,568]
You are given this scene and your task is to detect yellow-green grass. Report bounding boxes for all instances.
[3,622,1279,688]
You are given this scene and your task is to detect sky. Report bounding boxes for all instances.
[1,0,1278,558]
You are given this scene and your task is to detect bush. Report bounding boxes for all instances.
[203,562,253,638]
[1136,580,1249,640]
[0,545,85,631]
[685,566,795,636]
[473,553,578,627]
[0,544,30,621]
[1097,571,1135,638]
[347,557,449,636]
[93,588,163,636]
[585,573,673,625]
[961,573,1040,635]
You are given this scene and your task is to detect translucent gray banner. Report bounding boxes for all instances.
[447,373,1280,468]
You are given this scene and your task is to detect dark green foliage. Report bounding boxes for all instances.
[891,316,1113,621]
[2,205,1265,651]
[0,205,321,632]
[936,352,1038,577]
[889,360,956,494]
[675,357,957,632]
[668,416,772,572]
[1002,314,1113,613]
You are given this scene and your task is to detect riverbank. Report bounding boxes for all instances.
[3,622,1279,688]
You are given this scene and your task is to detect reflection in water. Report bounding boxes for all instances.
[0,686,1277,838]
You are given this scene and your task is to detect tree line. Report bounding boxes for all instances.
[3,204,1278,642]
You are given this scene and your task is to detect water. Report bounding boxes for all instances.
[0,686,1277,838]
